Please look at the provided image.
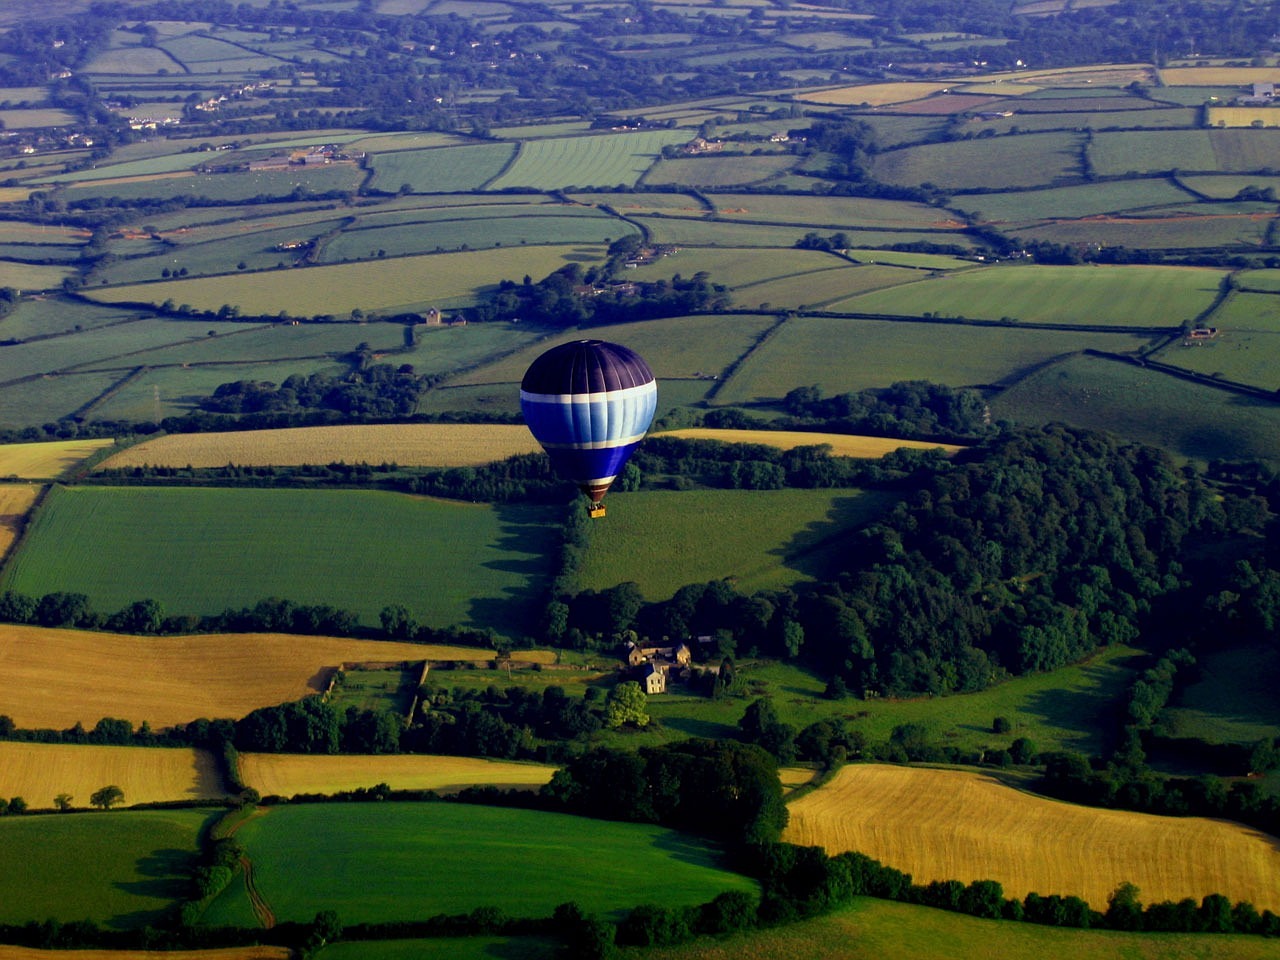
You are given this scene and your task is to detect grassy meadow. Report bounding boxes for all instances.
[0,741,226,807]
[97,424,542,470]
[1,486,558,635]
[653,429,963,458]
[200,803,756,925]
[0,624,493,730]
[634,896,1280,960]
[573,488,897,599]
[784,765,1280,912]
[488,130,689,190]
[238,753,557,797]
[1158,644,1280,746]
[0,809,215,927]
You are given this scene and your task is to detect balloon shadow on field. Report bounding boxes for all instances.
[466,504,561,637]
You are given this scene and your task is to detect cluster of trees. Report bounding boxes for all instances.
[462,262,729,327]
[777,380,993,441]
[200,363,426,419]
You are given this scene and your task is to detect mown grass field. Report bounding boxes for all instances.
[635,896,1280,960]
[0,439,116,478]
[630,246,842,287]
[989,353,1280,462]
[1151,330,1280,391]
[573,488,897,599]
[238,753,557,797]
[366,142,518,193]
[1014,213,1273,251]
[655,429,963,458]
[642,155,798,188]
[85,245,602,314]
[98,424,541,470]
[783,764,1280,911]
[836,264,1222,327]
[450,312,776,385]
[200,803,756,925]
[714,317,1156,402]
[0,949,288,960]
[0,809,215,928]
[953,179,1195,223]
[488,129,689,190]
[709,194,960,230]
[318,213,637,260]
[730,263,923,310]
[0,624,494,730]
[871,132,1083,190]
[2,486,558,635]
[0,741,225,807]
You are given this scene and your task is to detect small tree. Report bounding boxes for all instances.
[53,793,73,812]
[89,785,124,810]
[605,681,650,729]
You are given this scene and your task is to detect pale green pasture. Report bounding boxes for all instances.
[833,264,1222,326]
[84,245,607,315]
[627,245,844,286]
[707,193,957,229]
[109,321,406,368]
[951,178,1193,222]
[0,297,140,341]
[81,46,182,74]
[1210,128,1280,171]
[859,114,951,148]
[1237,269,1280,292]
[62,167,362,203]
[489,129,689,189]
[1090,129,1216,175]
[1151,329,1280,391]
[975,107,1199,134]
[91,359,348,422]
[643,155,797,187]
[0,261,76,290]
[716,317,1156,401]
[452,313,774,385]
[730,263,924,309]
[349,201,567,228]
[161,34,286,69]
[991,353,1280,462]
[366,143,518,193]
[1180,175,1280,198]
[1012,215,1272,250]
[0,86,49,103]
[569,191,709,215]
[159,207,354,245]
[845,249,975,270]
[0,371,122,427]
[871,132,1084,190]
[42,152,262,182]
[0,108,77,128]
[491,121,593,139]
[319,214,638,260]
[576,488,894,598]
[1185,290,1280,331]
[636,215,823,247]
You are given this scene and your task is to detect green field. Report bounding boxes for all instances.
[835,264,1222,327]
[1013,214,1273,250]
[85,244,606,314]
[489,130,689,190]
[328,667,417,714]
[317,937,558,960]
[1,486,560,635]
[952,178,1195,223]
[62,165,365,203]
[871,132,1084,190]
[574,488,898,599]
[1090,130,1218,176]
[707,193,961,229]
[642,154,797,187]
[714,316,1156,402]
[990,353,1280,462]
[1180,174,1280,199]
[319,213,638,260]
[0,371,124,427]
[1159,644,1280,745]
[730,263,923,310]
[630,245,844,287]
[0,809,214,928]
[200,803,756,924]
[635,896,1280,960]
[366,143,518,193]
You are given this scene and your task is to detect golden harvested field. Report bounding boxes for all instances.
[0,625,495,729]
[1207,106,1280,128]
[0,485,39,557]
[795,82,952,106]
[239,753,557,796]
[96,424,541,470]
[779,765,821,793]
[0,741,226,807]
[784,765,1280,912]
[0,950,288,960]
[656,429,964,457]
[1161,67,1280,86]
[0,438,115,478]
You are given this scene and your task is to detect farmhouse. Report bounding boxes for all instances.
[623,640,692,694]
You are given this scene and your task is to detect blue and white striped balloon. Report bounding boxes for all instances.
[520,340,657,508]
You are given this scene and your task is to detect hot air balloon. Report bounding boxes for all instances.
[520,339,657,518]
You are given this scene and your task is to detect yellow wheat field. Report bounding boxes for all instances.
[0,484,39,557]
[656,429,964,458]
[0,741,226,807]
[795,82,954,106]
[0,949,288,960]
[1207,106,1280,127]
[778,765,821,793]
[239,752,557,797]
[0,438,115,478]
[96,424,541,470]
[0,624,495,729]
[784,765,1280,912]
[1161,67,1280,86]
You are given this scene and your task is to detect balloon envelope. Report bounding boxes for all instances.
[520,339,657,504]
